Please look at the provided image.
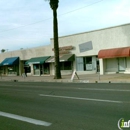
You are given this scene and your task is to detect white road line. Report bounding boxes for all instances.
[39,94,123,103]
[0,111,52,127]
[78,88,130,92]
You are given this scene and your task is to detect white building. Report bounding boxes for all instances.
[0,23,130,76]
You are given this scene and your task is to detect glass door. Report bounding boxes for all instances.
[33,64,40,75]
[118,58,126,72]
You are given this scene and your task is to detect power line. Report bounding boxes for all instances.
[58,0,104,16]
[0,0,104,34]
[0,17,52,34]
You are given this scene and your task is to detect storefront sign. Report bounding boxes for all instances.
[79,41,93,53]
[3,63,9,65]
[52,46,73,54]
[28,62,40,64]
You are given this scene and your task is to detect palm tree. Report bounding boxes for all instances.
[46,0,61,79]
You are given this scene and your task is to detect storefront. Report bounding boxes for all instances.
[0,57,19,76]
[46,54,75,75]
[98,47,130,74]
[25,56,50,76]
[76,56,97,74]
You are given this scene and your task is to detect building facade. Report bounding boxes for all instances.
[0,23,130,76]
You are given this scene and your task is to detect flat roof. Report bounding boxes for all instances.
[51,23,130,39]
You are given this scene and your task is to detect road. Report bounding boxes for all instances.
[0,82,130,130]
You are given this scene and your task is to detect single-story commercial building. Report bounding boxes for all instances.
[0,23,130,76]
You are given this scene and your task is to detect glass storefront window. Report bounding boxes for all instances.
[84,57,92,71]
[33,64,40,75]
[33,64,50,75]
[76,56,97,71]
[60,62,72,70]
[44,63,50,74]
[8,66,16,74]
[6,65,19,75]
[0,67,3,75]
[33,64,39,70]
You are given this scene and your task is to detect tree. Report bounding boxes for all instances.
[46,0,61,79]
[1,49,5,53]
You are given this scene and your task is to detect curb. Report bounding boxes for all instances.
[0,78,130,83]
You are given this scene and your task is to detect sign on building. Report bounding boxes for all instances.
[79,41,93,53]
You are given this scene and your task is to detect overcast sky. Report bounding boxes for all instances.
[0,0,130,51]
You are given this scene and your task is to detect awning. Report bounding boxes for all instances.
[25,56,50,65]
[0,57,19,66]
[46,54,75,63]
[98,47,130,59]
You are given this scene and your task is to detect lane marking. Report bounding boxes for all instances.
[78,88,130,92]
[0,111,52,127]
[39,94,123,103]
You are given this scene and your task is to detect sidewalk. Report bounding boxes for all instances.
[0,73,130,83]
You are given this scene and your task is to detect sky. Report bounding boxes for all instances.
[0,0,130,51]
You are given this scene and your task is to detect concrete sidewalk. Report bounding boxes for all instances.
[0,73,130,83]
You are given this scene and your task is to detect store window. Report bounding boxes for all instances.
[60,62,72,70]
[43,63,50,74]
[0,67,3,75]
[8,66,17,74]
[84,57,92,71]
[77,56,93,71]
[33,64,40,75]
[0,67,6,75]
[33,64,39,70]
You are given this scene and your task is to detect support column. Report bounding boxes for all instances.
[19,61,22,76]
[99,59,104,75]
[30,64,34,76]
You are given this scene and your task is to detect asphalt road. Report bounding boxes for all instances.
[0,82,130,130]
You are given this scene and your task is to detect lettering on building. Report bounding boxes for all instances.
[52,46,73,54]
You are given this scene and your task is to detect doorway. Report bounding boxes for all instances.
[118,58,126,72]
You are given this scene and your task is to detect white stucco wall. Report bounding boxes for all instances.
[50,23,130,57]
[0,45,52,62]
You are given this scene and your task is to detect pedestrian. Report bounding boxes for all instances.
[24,67,27,77]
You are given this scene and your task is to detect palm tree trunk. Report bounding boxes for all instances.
[53,8,61,79]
